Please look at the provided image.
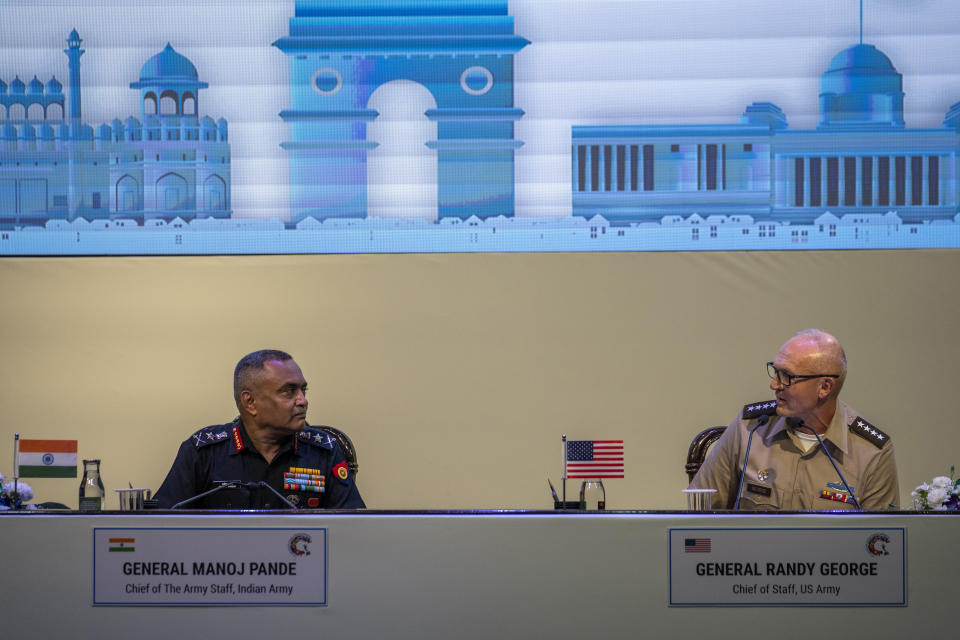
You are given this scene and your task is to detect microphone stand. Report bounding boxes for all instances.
[171,480,298,510]
[794,421,862,510]
[733,415,770,510]
[255,480,299,509]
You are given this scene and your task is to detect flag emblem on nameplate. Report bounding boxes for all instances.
[565,440,624,478]
[684,538,711,553]
[17,440,78,478]
[109,538,135,552]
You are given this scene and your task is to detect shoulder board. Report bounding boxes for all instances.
[190,425,232,449]
[298,427,335,450]
[742,400,778,420]
[848,416,891,449]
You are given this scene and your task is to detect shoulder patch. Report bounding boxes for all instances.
[191,425,231,449]
[849,416,891,449]
[298,427,335,451]
[742,400,777,420]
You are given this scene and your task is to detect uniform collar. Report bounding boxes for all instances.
[229,418,300,458]
[765,401,851,455]
[822,401,852,455]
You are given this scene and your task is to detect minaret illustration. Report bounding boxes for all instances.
[65,28,83,136]
[274,0,529,224]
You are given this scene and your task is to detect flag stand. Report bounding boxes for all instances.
[12,432,19,500]
[561,433,567,509]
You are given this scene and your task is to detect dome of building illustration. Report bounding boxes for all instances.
[819,43,904,128]
[130,42,209,117]
[27,76,44,94]
[138,43,199,81]
[45,76,63,94]
[826,43,897,74]
[11,77,25,94]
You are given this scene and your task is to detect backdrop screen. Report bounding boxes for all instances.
[1,0,958,255]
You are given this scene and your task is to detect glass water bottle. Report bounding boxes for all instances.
[579,479,606,510]
[78,459,105,511]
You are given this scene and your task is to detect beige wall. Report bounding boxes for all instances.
[1,250,956,509]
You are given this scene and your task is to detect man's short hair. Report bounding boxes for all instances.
[233,349,294,408]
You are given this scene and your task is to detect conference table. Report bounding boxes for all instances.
[1,509,955,639]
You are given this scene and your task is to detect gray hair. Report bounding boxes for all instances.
[233,349,293,408]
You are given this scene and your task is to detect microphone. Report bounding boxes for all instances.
[794,420,861,510]
[734,414,770,510]
[171,480,240,509]
[171,480,298,510]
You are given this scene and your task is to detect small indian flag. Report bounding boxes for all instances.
[17,439,78,478]
[109,538,135,552]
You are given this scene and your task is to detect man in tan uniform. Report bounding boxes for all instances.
[690,330,899,510]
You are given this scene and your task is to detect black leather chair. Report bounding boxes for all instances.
[685,426,726,481]
[316,425,359,476]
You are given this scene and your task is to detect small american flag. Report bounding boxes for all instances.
[565,440,624,478]
[684,538,711,553]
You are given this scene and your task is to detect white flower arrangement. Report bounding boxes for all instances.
[912,467,960,511]
[0,473,36,510]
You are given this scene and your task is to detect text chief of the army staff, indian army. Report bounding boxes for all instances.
[155,349,365,509]
[689,329,899,510]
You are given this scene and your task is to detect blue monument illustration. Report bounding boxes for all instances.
[572,36,960,226]
[0,30,231,228]
[0,2,958,255]
[274,0,529,224]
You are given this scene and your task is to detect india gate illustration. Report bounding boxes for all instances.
[274,0,529,224]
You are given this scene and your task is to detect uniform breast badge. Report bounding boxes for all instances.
[819,489,855,504]
[283,467,325,493]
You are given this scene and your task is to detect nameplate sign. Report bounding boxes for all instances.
[668,528,905,606]
[93,528,327,606]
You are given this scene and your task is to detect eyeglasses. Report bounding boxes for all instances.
[766,362,840,388]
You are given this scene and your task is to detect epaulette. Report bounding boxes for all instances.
[297,426,335,451]
[190,425,232,449]
[742,400,777,420]
[849,416,891,449]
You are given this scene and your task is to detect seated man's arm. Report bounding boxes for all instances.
[323,445,366,509]
[154,440,203,509]
[689,416,743,510]
[857,442,900,510]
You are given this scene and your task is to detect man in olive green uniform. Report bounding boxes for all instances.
[690,330,899,510]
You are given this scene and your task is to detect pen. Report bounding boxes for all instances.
[548,478,560,503]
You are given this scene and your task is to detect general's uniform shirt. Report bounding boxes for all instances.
[689,400,899,510]
[155,420,365,509]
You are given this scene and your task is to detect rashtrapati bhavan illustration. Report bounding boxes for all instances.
[573,41,960,227]
[0,30,231,229]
